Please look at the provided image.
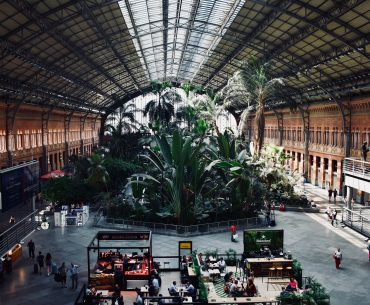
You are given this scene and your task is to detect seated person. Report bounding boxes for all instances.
[229,280,242,297]
[198,253,204,265]
[168,281,179,296]
[148,283,156,297]
[184,281,195,296]
[224,271,233,283]
[285,277,298,292]
[218,257,226,273]
[245,278,257,297]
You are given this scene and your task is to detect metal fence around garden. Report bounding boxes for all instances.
[341,207,370,238]
[93,213,265,236]
[0,210,39,256]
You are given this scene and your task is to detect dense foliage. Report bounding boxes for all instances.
[43,58,307,223]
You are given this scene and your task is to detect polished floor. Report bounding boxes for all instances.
[0,186,369,305]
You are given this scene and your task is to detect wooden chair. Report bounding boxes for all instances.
[275,264,283,278]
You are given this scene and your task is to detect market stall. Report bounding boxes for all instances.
[54,204,89,226]
[87,231,152,290]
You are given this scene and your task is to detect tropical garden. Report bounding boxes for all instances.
[42,57,309,225]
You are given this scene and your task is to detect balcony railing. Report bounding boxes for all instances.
[342,207,370,238]
[343,158,370,180]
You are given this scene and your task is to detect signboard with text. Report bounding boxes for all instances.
[243,229,284,254]
[0,161,39,212]
[97,232,150,241]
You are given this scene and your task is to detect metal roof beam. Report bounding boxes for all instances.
[263,0,367,63]
[123,0,152,80]
[162,0,169,80]
[0,74,104,111]
[251,0,370,61]
[0,38,114,102]
[78,0,141,90]
[13,0,127,94]
[201,0,291,87]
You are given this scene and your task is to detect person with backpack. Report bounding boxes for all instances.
[70,262,80,290]
[58,262,67,288]
[36,251,45,275]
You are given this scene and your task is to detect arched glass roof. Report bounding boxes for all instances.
[0,0,369,114]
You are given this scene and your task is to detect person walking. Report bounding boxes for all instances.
[328,189,333,202]
[362,141,369,161]
[36,251,45,275]
[27,239,35,259]
[230,224,237,242]
[70,262,79,290]
[58,262,67,288]
[333,248,342,269]
[367,244,370,262]
[45,253,52,276]
[331,210,337,227]
[333,189,338,203]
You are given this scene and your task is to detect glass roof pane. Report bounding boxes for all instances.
[119,0,244,82]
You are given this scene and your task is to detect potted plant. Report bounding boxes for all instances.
[225,248,237,266]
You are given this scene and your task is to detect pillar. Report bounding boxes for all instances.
[311,156,317,185]
[347,186,354,209]
[320,159,326,188]
[328,159,334,190]
[336,161,343,195]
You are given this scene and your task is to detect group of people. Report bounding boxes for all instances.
[325,206,338,226]
[198,253,227,273]
[328,189,338,202]
[224,271,257,298]
[85,284,124,305]
[27,239,79,289]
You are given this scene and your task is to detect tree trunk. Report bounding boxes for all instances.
[254,104,265,156]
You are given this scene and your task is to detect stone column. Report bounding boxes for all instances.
[320,159,326,188]
[328,159,334,190]
[312,156,318,185]
[336,161,343,195]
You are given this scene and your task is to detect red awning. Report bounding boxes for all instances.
[40,170,65,180]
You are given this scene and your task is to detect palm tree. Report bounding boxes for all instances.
[143,81,183,125]
[219,71,252,132]
[196,94,224,136]
[105,103,139,158]
[87,153,110,192]
[238,58,285,156]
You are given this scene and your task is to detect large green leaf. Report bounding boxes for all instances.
[172,130,182,166]
[157,134,172,165]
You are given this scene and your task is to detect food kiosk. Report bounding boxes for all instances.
[244,229,292,277]
[87,231,153,290]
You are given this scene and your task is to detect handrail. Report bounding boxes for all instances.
[0,209,39,256]
[94,215,264,236]
[341,207,370,238]
[343,158,370,179]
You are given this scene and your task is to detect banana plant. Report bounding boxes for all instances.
[132,129,211,224]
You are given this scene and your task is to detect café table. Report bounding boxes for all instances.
[96,290,109,296]
[209,263,219,269]
[176,287,186,296]
[209,269,220,282]
[140,286,149,296]
[209,256,217,263]
[183,296,193,303]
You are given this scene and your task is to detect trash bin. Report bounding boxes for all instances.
[3,256,12,273]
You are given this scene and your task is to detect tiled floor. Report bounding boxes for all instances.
[1,189,369,305]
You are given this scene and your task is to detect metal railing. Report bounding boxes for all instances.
[94,215,264,236]
[341,207,370,238]
[0,210,39,256]
[343,158,370,180]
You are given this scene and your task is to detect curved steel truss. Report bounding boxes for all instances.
[0,0,369,114]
